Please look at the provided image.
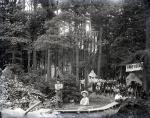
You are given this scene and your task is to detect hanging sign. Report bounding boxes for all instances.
[126,62,143,72]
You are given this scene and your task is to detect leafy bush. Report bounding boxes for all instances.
[5,64,24,75]
[118,98,150,115]
[62,84,81,103]
[20,70,56,97]
[61,73,81,103]
[19,70,41,84]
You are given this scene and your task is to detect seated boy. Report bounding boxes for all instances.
[80,91,89,106]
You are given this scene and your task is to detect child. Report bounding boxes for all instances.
[80,91,89,106]
[115,90,124,103]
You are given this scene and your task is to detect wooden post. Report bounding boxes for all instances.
[47,49,51,82]
[97,27,103,78]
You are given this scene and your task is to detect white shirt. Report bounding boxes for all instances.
[115,94,122,101]
[80,97,89,106]
[55,83,63,90]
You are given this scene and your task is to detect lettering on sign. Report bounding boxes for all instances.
[126,62,143,72]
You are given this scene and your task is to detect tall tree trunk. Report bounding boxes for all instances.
[145,6,150,93]
[84,66,88,90]
[33,50,37,70]
[22,0,25,9]
[47,49,51,82]
[58,47,62,71]
[32,0,37,70]
[12,49,15,64]
[33,0,38,11]
[84,38,89,90]
[76,46,80,87]
[43,51,46,74]
[97,27,103,78]
[28,50,31,72]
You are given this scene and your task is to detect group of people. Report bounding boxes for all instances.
[95,81,143,98]
[95,82,126,96]
[76,79,145,106]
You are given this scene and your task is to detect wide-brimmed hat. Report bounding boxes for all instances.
[81,90,88,96]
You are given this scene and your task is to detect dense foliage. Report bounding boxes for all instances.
[0,0,146,76]
[0,0,148,109]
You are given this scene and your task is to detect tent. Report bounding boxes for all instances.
[126,73,142,86]
[88,70,98,83]
[88,70,97,78]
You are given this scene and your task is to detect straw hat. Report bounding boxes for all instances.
[81,90,88,96]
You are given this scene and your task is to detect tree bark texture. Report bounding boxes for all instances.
[97,27,103,78]
[47,49,51,82]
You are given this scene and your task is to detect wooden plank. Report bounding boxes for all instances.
[88,101,119,111]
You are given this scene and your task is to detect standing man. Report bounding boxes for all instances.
[55,80,63,108]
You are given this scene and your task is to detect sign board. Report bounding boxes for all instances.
[126,62,143,72]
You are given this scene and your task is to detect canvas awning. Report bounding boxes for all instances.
[126,73,142,86]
